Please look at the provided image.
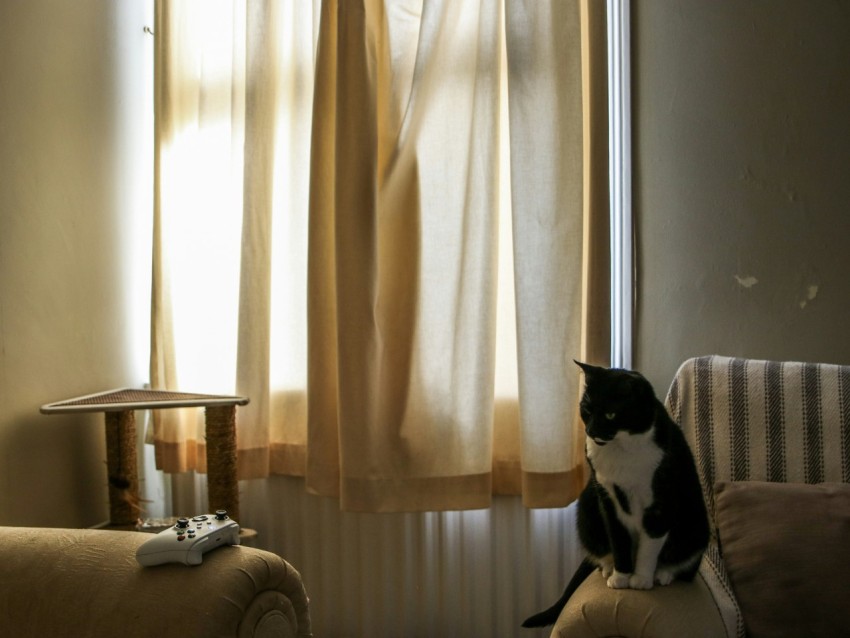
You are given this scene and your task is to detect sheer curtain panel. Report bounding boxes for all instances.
[151,0,608,513]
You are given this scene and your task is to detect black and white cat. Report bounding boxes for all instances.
[522,361,709,629]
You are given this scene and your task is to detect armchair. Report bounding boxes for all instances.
[551,355,850,638]
[0,526,312,637]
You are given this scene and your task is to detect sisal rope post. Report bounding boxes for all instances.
[205,405,239,522]
[104,410,140,526]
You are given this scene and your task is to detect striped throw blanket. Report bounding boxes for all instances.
[665,355,850,638]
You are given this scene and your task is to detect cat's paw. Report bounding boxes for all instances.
[599,557,615,578]
[606,571,632,589]
[628,573,655,590]
[654,568,675,586]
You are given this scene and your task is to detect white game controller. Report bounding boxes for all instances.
[135,510,241,567]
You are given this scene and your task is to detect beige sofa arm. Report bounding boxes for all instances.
[551,568,726,638]
[0,527,311,638]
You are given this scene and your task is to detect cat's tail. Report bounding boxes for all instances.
[521,557,596,629]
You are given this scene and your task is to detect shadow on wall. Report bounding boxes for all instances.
[2,413,108,527]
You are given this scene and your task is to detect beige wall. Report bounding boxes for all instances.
[5,0,850,524]
[0,1,152,526]
[633,1,850,393]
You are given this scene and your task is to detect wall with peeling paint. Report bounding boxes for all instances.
[633,1,850,392]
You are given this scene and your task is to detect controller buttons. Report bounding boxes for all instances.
[192,515,208,522]
[215,510,228,520]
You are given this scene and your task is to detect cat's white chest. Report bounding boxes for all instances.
[587,428,663,529]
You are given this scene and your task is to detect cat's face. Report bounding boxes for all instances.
[575,361,655,446]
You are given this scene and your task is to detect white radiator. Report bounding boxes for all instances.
[235,477,582,638]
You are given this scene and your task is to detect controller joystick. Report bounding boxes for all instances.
[135,513,241,567]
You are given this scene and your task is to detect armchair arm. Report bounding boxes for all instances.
[552,563,727,638]
[0,527,312,638]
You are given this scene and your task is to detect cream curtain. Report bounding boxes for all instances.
[151,0,608,512]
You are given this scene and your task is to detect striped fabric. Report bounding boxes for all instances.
[665,356,850,638]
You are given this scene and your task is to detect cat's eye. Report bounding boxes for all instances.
[605,413,616,420]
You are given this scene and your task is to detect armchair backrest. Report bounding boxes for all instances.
[664,355,850,521]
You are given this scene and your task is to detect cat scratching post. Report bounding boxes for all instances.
[41,389,249,528]
[205,405,240,523]
[104,410,140,526]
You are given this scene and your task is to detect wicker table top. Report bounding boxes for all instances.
[40,388,250,414]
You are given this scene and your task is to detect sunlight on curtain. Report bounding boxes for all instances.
[152,0,608,511]
[152,0,318,474]
[306,0,510,511]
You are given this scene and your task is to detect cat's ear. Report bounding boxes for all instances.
[574,360,604,377]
